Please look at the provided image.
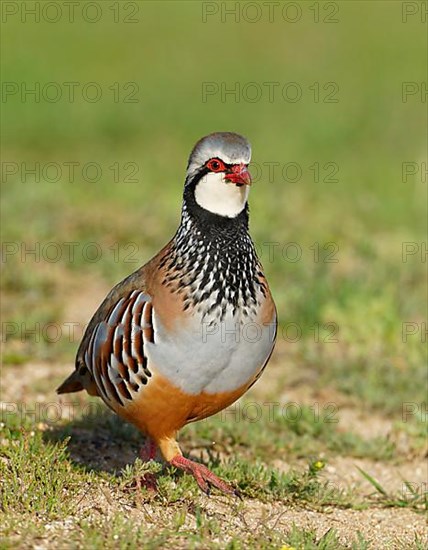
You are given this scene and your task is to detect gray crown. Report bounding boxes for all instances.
[186,132,251,179]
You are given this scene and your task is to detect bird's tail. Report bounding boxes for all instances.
[56,370,84,394]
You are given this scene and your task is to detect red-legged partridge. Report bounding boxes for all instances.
[57,132,277,495]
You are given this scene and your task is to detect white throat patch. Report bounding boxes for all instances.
[194,172,249,218]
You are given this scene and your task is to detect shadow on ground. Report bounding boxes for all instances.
[44,407,145,474]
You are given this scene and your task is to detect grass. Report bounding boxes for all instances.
[1,408,426,548]
[1,0,427,548]
[183,401,397,462]
[355,467,427,512]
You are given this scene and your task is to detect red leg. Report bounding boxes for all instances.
[138,438,158,492]
[139,438,158,462]
[169,455,240,497]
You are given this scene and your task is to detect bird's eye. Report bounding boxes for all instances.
[207,159,225,172]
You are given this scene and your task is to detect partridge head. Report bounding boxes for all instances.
[186,132,252,217]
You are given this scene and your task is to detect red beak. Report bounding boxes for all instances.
[225,164,252,186]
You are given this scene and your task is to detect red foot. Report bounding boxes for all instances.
[170,455,240,497]
[138,472,158,492]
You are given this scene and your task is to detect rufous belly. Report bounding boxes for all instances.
[114,371,251,447]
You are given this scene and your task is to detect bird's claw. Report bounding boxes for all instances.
[170,454,239,497]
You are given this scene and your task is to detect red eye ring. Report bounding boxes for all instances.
[206,158,226,173]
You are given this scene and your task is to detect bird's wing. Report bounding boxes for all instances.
[56,242,175,400]
[76,283,155,407]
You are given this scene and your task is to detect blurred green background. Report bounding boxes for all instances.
[1,1,426,413]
